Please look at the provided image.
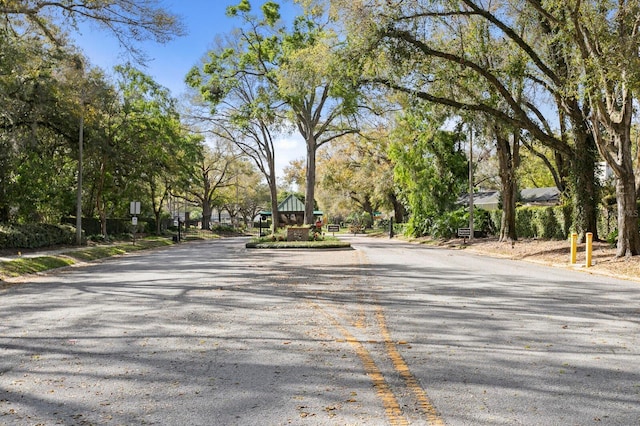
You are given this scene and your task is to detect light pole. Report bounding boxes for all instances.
[468,125,474,241]
[75,57,84,246]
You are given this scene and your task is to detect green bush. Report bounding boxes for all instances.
[211,223,236,233]
[515,208,535,238]
[0,223,77,249]
[490,210,502,234]
[430,209,468,239]
[473,209,496,236]
[492,206,569,240]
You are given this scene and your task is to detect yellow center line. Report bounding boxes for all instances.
[354,249,445,425]
[310,302,409,426]
[375,306,446,426]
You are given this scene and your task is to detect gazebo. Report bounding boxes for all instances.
[259,194,323,227]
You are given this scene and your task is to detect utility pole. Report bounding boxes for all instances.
[468,126,474,241]
[75,57,84,246]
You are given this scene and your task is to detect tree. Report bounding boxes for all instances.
[186,36,285,231]
[318,128,403,223]
[493,125,520,242]
[275,10,361,224]
[190,1,360,227]
[1,0,185,62]
[182,141,241,231]
[219,159,268,227]
[281,158,306,191]
[0,27,81,221]
[389,107,468,237]
[114,65,197,235]
[334,0,602,243]
[561,0,640,256]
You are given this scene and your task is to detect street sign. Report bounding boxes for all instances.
[457,228,471,238]
[327,224,340,233]
[131,216,138,225]
[130,201,141,215]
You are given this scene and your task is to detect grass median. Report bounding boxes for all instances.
[245,234,351,249]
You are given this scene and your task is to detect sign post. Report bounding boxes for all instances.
[327,224,340,236]
[130,201,140,245]
[457,227,471,244]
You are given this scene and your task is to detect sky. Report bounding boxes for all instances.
[71,0,305,180]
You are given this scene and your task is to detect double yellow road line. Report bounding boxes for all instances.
[309,250,445,425]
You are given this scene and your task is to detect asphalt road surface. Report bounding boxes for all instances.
[1,236,639,425]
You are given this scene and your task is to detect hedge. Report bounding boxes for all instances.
[490,206,570,240]
[62,217,148,236]
[0,223,77,250]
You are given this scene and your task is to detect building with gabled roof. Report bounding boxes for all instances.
[259,194,323,227]
[457,187,561,210]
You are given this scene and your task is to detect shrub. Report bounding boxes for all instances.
[515,208,536,238]
[309,231,324,241]
[211,223,236,233]
[473,209,496,236]
[0,223,77,249]
[430,209,467,239]
[492,206,569,240]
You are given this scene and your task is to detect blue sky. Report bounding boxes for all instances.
[73,0,300,96]
[71,0,305,182]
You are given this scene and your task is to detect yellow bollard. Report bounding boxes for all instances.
[585,232,593,267]
[570,232,578,264]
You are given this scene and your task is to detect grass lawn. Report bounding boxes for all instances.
[0,232,224,281]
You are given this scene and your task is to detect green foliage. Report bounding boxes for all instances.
[402,207,495,240]
[429,209,468,239]
[492,206,569,240]
[245,236,349,249]
[489,210,503,236]
[0,223,76,250]
[390,108,468,238]
[227,0,252,16]
[474,209,496,236]
[515,208,535,239]
[210,224,237,233]
[346,211,372,229]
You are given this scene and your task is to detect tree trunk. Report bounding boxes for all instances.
[154,210,161,235]
[304,137,316,225]
[495,129,518,242]
[269,177,279,232]
[615,172,640,256]
[201,199,212,231]
[592,93,639,256]
[570,128,599,241]
[97,160,107,236]
[609,112,640,256]
[149,182,164,235]
[390,192,406,223]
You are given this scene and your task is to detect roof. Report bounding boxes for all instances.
[457,187,561,210]
[278,194,305,212]
[458,190,500,207]
[258,194,323,216]
[520,187,560,204]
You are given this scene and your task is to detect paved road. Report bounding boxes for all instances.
[1,236,639,425]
